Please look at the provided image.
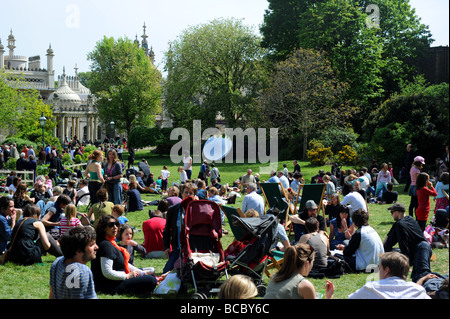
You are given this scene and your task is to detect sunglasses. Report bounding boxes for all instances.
[107,221,120,228]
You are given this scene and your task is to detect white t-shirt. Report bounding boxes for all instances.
[161,169,170,180]
[183,156,192,170]
[76,186,90,206]
[358,175,370,190]
[180,170,187,183]
[348,276,431,299]
[341,191,367,214]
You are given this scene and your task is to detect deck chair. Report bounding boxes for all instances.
[291,183,327,234]
[220,204,246,241]
[265,249,284,278]
[259,182,292,225]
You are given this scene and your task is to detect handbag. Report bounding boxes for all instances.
[0,219,26,265]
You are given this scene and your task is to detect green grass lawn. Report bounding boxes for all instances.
[0,151,448,299]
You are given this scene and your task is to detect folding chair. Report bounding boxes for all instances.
[265,249,284,278]
[259,182,292,228]
[291,183,327,234]
[220,204,246,241]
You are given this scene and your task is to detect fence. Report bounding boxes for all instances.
[0,170,35,185]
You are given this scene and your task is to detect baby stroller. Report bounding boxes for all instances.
[179,197,230,299]
[54,169,73,187]
[226,212,279,297]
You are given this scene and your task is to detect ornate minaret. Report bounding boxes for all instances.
[141,22,149,57]
[7,29,15,57]
[0,39,5,69]
[46,43,55,89]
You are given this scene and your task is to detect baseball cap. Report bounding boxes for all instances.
[387,202,406,213]
[306,200,318,210]
[414,156,425,165]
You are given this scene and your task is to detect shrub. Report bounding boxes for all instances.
[61,153,74,165]
[74,154,83,164]
[307,140,333,166]
[1,137,38,151]
[337,145,359,165]
[3,158,17,170]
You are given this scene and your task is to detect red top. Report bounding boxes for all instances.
[142,217,166,253]
[416,186,437,221]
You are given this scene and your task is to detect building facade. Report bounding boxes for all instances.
[1,26,170,144]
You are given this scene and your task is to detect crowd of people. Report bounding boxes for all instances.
[0,142,449,300]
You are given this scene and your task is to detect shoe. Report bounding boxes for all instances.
[143,267,155,275]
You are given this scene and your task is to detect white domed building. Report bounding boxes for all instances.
[1,29,101,143]
[48,66,99,143]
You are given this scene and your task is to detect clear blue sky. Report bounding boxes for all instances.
[1,0,448,78]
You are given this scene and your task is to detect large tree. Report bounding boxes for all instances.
[259,48,354,159]
[163,18,268,131]
[87,36,162,137]
[260,0,433,108]
[0,71,57,147]
[363,78,449,168]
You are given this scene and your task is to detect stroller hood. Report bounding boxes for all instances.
[230,214,278,266]
[232,214,277,238]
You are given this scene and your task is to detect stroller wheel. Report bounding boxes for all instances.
[191,292,208,300]
[256,284,266,297]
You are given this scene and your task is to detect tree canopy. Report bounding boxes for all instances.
[163,18,268,131]
[87,36,162,137]
[260,0,433,108]
[0,71,58,148]
[259,48,354,159]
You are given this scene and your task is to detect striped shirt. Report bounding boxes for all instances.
[50,256,97,299]
[59,217,81,236]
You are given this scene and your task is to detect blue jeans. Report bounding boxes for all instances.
[411,241,432,283]
[36,200,55,218]
[108,182,123,205]
[163,249,180,273]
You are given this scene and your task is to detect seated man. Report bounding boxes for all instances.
[143,210,166,259]
[336,209,384,273]
[277,171,290,190]
[382,183,398,204]
[209,178,222,191]
[341,182,368,215]
[138,159,151,179]
[136,171,159,194]
[241,169,256,193]
[289,200,326,243]
[299,217,330,269]
[383,202,433,282]
[241,182,265,216]
[49,226,98,299]
[348,252,430,299]
[266,170,280,184]
[196,180,207,199]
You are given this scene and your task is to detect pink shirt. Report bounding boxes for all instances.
[410,166,421,186]
[60,217,81,236]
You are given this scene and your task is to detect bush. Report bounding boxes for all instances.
[74,154,83,164]
[3,158,17,170]
[307,140,333,166]
[61,153,74,165]
[337,145,359,165]
[1,137,38,151]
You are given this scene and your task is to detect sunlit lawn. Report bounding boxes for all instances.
[0,150,448,299]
